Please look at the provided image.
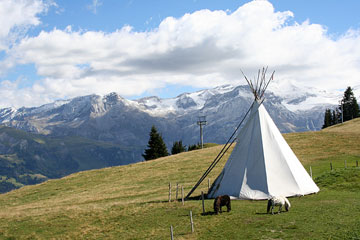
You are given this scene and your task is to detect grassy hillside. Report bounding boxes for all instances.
[322,117,360,134]
[0,120,359,239]
[284,119,360,177]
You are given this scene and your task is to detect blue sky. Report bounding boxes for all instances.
[1,0,360,107]
[36,1,360,34]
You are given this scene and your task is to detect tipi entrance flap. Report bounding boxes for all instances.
[238,107,268,198]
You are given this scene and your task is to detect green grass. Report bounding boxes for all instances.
[0,119,360,239]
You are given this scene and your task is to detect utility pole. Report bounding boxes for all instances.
[339,100,344,123]
[197,116,207,149]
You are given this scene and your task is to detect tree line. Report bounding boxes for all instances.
[322,86,360,129]
[142,125,202,161]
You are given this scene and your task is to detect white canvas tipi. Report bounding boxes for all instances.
[207,70,319,200]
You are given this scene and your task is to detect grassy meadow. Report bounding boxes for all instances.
[0,119,359,239]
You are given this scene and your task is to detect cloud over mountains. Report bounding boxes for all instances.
[0,0,360,108]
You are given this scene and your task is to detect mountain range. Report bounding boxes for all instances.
[0,84,337,192]
[0,84,335,144]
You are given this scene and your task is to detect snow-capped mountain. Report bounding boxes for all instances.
[0,84,335,161]
[135,85,251,116]
[267,82,340,112]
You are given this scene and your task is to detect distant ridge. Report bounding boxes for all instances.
[0,125,140,193]
[0,85,332,150]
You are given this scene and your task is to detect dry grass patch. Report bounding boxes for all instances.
[285,131,360,164]
[323,118,360,134]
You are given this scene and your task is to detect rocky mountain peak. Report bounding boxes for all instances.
[103,92,125,105]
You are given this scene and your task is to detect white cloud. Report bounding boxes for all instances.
[0,0,54,51]
[87,0,102,14]
[1,0,360,108]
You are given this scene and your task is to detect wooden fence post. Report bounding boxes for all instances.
[176,183,179,201]
[182,186,184,205]
[201,191,205,214]
[170,225,174,240]
[169,182,171,202]
[190,210,194,233]
[330,162,333,171]
[208,178,211,193]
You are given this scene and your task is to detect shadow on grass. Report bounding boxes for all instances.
[184,194,205,201]
[201,211,217,216]
[140,197,203,205]
[256,211,288,215]
[140,193,210,205]
[139,200,172,205]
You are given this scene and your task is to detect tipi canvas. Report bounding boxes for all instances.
[208,70,319,200]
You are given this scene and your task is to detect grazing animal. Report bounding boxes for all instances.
[214,195,231,214]
[267,196,291,215]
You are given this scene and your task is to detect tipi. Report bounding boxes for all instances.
[207,69,319,200]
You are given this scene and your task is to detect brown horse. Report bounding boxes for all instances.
[214,195,231,214]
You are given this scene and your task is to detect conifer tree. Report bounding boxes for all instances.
[322,109,332,129]
[171,140,187,155]
[340,87,360,122]
[331,109,339,125]
[187,143,201,151]
[142,125,169,161]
